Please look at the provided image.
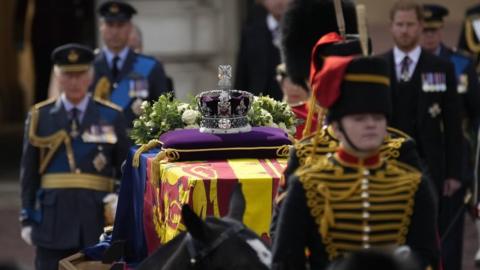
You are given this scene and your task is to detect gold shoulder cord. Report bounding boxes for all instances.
[94,76,111,100]
[94,97,122,111]
[28,107,76,174]
[465,17,480,53]
[380,127,410,160]
[296,125,338,169]
[386,127,412,140]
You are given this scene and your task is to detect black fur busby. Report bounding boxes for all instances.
[281,0,358,87]
[328,56,392,121]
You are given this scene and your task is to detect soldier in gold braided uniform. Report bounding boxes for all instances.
[270,33,428,241]
[271,56,437,270]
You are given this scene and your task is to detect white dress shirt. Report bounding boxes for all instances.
[266,14,281,49]
[61,93,90,123]
[393,45,421,81]
[102,46,130,71]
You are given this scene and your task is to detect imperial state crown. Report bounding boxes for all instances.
[196,65,254,134]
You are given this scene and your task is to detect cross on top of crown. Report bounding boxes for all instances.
[218,65,232,90]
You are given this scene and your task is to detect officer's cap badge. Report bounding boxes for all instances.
[423,10,432,19]
[110,4,120,14]
[68,50,79,63]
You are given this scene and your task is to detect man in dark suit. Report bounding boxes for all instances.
[421,4,480,269]
[381,2,463,269]
[381,0,462,194]
[19,44,129,270]
[92,1,169,127]
[234,0,290,101]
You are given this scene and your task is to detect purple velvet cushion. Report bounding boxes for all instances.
[158,127,292,161]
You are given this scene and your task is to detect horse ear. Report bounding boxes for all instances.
[227,183,246,221]
[182,204,208,241]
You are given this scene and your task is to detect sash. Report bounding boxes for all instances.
[450,54,470,77]
[110,56,156,109]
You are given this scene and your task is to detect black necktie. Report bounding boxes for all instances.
[112,56,120,80]
[400,56,412,82]
[69,108,80,138]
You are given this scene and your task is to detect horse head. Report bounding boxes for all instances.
[137,183,271,270]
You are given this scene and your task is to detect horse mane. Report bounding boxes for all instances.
[136,232,187,270]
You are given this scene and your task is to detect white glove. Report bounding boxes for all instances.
[21,226,33,246]
[103,193,118,226]
[393,245,412,260]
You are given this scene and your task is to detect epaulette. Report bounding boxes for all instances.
[136,53,158,63]
[94,97,122,112]
[453,48,475,60]
[386,127,412,140]
[32,98,56,111]
[385,158,421,176]
[297,125,336,144]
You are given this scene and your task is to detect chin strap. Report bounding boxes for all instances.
[338,121,362,152]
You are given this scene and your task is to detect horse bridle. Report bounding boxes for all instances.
[185,219,246,268]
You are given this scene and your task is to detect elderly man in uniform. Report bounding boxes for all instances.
[19,43,129,270]
[92,1,170,127]
[421,4,480,269]
[271,55,437,270]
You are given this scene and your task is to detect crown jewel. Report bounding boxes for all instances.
[197,65,253,134]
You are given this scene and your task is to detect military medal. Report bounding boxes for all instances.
[421,72,446,92]
[457,74,468,94]
[82,125,117,144]
[93,152,107,172]
[128,77,149,98]
[428,103,441,118]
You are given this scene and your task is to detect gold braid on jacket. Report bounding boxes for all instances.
[297,156,421,260]
[28,99,76,174]
[465,16,480,53]
[296,126,409,168]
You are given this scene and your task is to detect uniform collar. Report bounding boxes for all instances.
[336,147,381,168]
[61,93,90,114]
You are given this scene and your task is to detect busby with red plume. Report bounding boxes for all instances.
[313,56,392,122]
